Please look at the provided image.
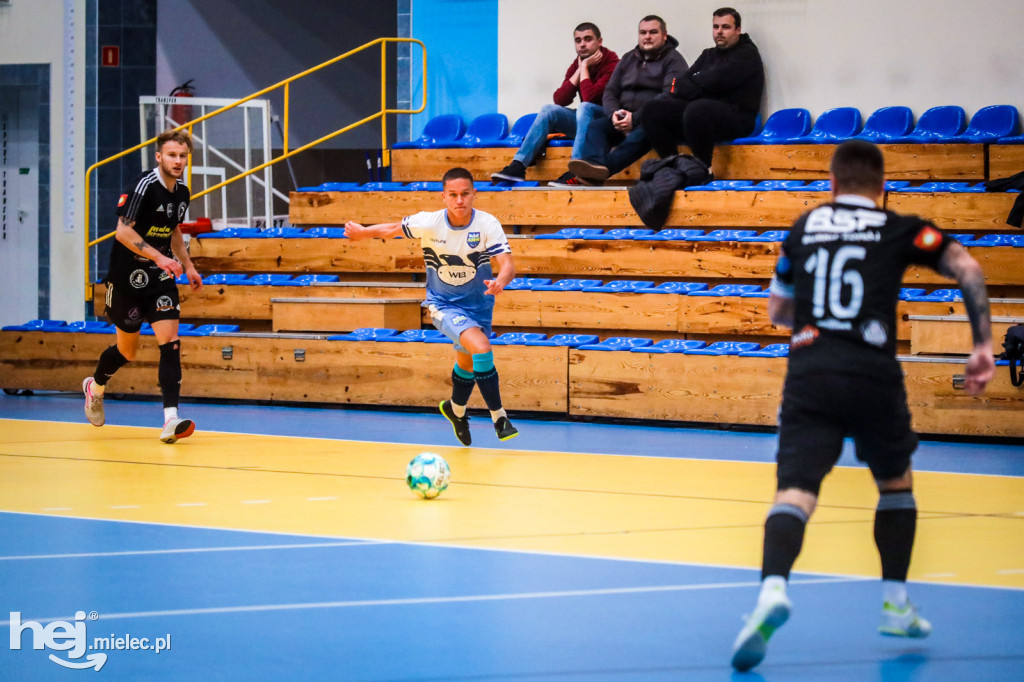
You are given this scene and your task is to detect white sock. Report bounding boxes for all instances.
[91,381,105,396]
[452,402,467,418]
[164,407,179,423]
[490,408,507,423]
[882,580,908,608]
[759,575,788,603]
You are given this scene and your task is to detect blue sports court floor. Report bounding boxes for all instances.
[1,391,1022,680]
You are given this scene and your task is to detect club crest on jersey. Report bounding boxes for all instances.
[913,225,943,251]
[860,319,888,347]
[156,295,175,312]
[166,203,174,218]
[129,269,150,288]
[467,232,481,248]
[117,194,128,207]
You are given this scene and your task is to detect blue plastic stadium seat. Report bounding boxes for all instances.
[392,114,466,149]
[686,229,758,241]
[906,289,962,302]
[504,277,552,290]
[582,280,656,292]
[963,234,1018,247]
[996,133,1024,145]
[199,227,263,239]
[947,234,975,244]
[2,319,68,331]
[738,343,790,357]
[532,278,603,291]
[534,227,606,240]
[852,106,914,142]
[637,339,708,354]
[884,180,911,191]
[358,182,412,192]
[689,284,763,297]
[306,227,346,238]
[49,320,111,333]
[440,113,509,148]
[499,113,539,148]
[405,181,444,192]
[893,106,966,143]
[650,281,710,294]
[473,181,509,192]
[899,288,927,300]
[635,229,706,241]
[525,333,600,347]
[897,181,972,193]
[261,227,312,238]
[774,107,863,143]
[738,230,788,242]
[732,108,813,144]
[949,105,1021,143]
[684,341,761,356]
[736,180,807,191]
[584,228,656,240]
[388,329,447,343]
[491,332,549,346]
[317,182,362,191]
[203,274,250,285]
[804,180,832,191]
[327,327,400,341]
[190,324,241,335]
[245,273,294,285]
[577,336,654,351]
[276,274,340,286]
[141,322,194,336]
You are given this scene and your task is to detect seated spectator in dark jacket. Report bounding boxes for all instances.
[640,6,764,168]
[491,23,619,183]
[558,15,688,187]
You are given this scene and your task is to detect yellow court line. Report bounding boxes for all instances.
[1,419,1022,589]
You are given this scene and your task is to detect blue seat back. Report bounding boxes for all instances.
[455,113,509,146]
[807,107,862,142]
[761,108,813,141]
[901,105,966,141]
[502,113,538,146]
[958,105,1021,141]
[855,106,914,141]
[394,114,466,148]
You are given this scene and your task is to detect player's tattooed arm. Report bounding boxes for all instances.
[937,241,991,345]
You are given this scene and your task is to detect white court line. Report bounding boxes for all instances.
[41,507,72,511]
[0,576,865,626]
[0,540,387,562]
[110,505,140,509]
[996,568,1024,575]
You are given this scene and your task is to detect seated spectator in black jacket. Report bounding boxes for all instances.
[640,7,764,168]
[560,15,688,187]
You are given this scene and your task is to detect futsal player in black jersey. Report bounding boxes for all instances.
[83,129,204,443]
[731,140,995,671]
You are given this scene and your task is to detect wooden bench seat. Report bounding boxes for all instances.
[989,145,1024,180]
[909,313,1024,355]
[270,297,424,333]
[390,143,986,183]
[3,330,1021,437]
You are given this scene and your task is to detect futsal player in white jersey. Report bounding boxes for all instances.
[344,167,519,445]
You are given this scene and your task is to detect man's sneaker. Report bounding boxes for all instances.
[83,377,105,427]
[568,159,610,182]
[730,589,792,672]
[494,416,519,441]
[548,172,593,187]
[491,160,527,183]
[878,601,931,638]
[160,417,195,444]
[439,400,471,446]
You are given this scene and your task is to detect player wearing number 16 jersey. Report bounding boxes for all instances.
[731,140,995,671]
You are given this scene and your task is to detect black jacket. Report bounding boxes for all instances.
[985,169,1024,227]
[628,155,712,229]
[603,36,689,122]
[669,33,764,115]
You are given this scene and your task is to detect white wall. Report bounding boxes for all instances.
[0,0,85,321]
[498,0,1024,122]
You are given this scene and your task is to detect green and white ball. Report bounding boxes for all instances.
[406,452,450,499]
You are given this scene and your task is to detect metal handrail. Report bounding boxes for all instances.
[84,37,426,301]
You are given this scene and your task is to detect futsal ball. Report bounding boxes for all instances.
[406,452,450,499]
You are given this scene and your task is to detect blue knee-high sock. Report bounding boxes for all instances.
[472,351,503,412]
[451,364,475,406]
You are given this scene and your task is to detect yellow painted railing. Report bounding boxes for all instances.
[84,37,426,301]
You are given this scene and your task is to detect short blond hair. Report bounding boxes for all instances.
[156,128,193,154]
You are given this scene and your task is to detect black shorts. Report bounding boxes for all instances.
[775,371,918,495]
[104,282,180,333]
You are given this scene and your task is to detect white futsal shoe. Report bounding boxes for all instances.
[83,377,105,426]
[731,588,792,672]
[160,417,195,444]
[878,601,931,638]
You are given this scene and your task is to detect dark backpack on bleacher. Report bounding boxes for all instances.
[1001,323,1024,387]
[628,154,712,229]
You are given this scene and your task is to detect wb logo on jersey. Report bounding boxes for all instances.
[467,232,481,248]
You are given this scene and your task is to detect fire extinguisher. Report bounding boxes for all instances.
[169,79,195,126]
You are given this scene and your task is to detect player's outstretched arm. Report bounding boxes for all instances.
[344,221,402,240]
[937,241,994,394]
[115,217,183,278]
[484,252,516,296]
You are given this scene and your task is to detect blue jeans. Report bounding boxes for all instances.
[577,115,652,176]
[514,102,603,166]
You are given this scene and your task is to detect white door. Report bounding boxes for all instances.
[0,86,40,327]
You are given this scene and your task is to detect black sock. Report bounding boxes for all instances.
[94,345,129,385]
[451,366,475,406]
[158,340,182,409]
[474,367,503,411]
[874,490,917,582]
[762,504,808,580]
